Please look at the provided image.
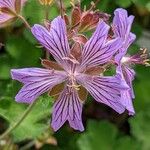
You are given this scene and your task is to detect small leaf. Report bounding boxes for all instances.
[115,0,132,8]
[77,120,118,150]
[130,108,150,150]
[0,95,53,142]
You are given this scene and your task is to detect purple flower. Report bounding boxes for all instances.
[113,8,136,115]
[11,16,128,131]
[0,0,26,27]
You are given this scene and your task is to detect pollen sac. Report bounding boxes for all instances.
[38,0,53,5]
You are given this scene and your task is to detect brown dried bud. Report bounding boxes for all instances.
[71,6,81,27]
[69,2,110,33]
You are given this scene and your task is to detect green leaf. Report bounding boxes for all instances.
[0,95,53,142]
[115,0,132,8]
[131,0,150,6]
[6,35,42,67]
[0,55,13,79]
[23,0,45,25]
[115,136,141,150]
[133,66,150,111]
[146,2,150,11]
[77,120,118,150]
[23,0,58,26]
[130,108,150,150]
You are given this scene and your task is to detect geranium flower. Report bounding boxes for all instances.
[113,8,149,115]
[0,0,26,27]
[11,16,128,131]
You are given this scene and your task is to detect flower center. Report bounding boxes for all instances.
[121,48,150,66]
[121,56,130,64]
[67,72,80,90]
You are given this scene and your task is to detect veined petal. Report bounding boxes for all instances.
[122,66,135,99]
[125,33,136,50]
[31,16,70,68]
[121,90,135,115]
[113,8,134,40]
[11,68,67,103]
[0,13,15,28]
[80,21,122,70]
[0,0,15,9]
[116,65,135,115]
[113,8,136,53]
[51,86,84,132]
[0,0,26,11]
[77,74,128,114]
[21,0,27,6]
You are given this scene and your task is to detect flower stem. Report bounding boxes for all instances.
[0,100,37,140]
[17,14,31,29]
[45,5,50,59]
[59,0,64,18]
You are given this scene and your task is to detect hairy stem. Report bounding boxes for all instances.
[45,5,50,59]
[0,101,37,140]
[20,140,35,150]
[17,14,31,29]
[59,0,64,18]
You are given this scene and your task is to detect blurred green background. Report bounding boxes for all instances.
[0,0,150,149]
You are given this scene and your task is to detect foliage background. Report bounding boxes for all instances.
[0,0,150,149]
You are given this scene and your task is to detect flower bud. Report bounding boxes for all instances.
[39,0,53,5]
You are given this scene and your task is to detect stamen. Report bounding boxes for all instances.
[129,48,150,66]
[62,57,80,64]
[67,84,81,90]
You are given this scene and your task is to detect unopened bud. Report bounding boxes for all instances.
[39,0,53,5]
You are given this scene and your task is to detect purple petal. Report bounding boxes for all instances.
[113,8,134,39]
[51,86,84,132]
[11,68,67,103]
[31,17,70,68]
[77,74,128,114]
[0,0,15,9]
[121,90,135,115]
[0,13,15,28]
[80,20,122,70]
[113,8,136,53]
[21,0,27,6]
[122,66,135,99]
[0,0,26,10]
[116,65,135,115]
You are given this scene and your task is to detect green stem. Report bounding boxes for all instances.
[0,100,37,140]
[59,0,64,18]
[17,14,31,29]
[45,5,50,59]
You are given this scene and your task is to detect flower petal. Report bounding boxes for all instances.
[113,8,134,39]
[122,66,135,99]
[80,20,122,70]
[113,8,136,52]
[0,13,15,28]
[116,65,135,115]
[11,68,67,103]
[0,0,15,9]
[31,16,70,67]
[51,86,84,132]
[77,74,128,114]
[121,90,135,115]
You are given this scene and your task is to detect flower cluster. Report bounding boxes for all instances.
[7,1,149,132]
